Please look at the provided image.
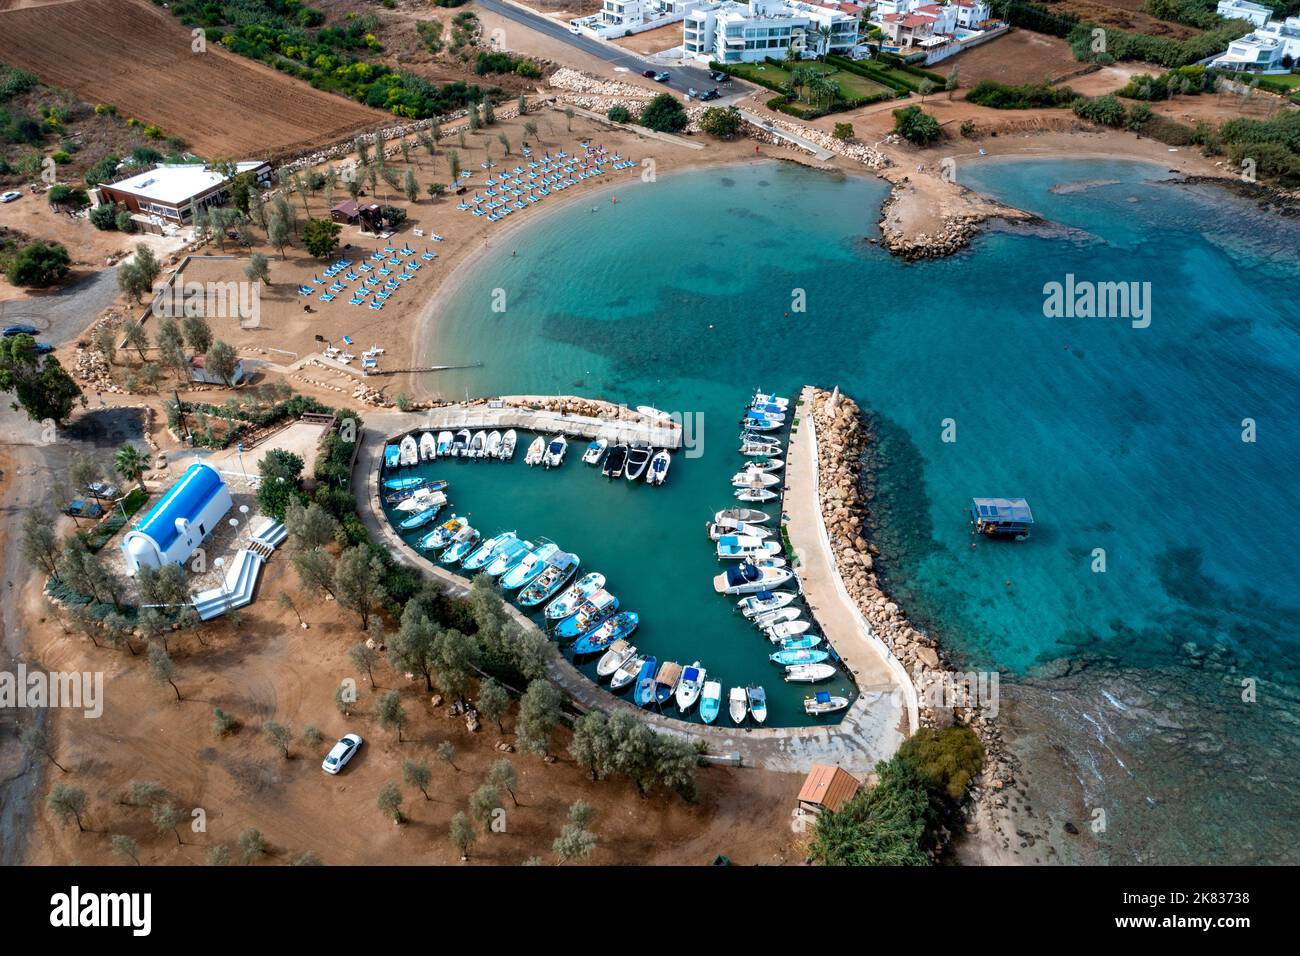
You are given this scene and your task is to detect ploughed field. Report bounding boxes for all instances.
[0,0,388,158]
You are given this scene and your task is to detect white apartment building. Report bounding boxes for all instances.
[1211,15,1300,73]
[1215,0,1273,28]
[683,0,860,63]
[600,0,694,30]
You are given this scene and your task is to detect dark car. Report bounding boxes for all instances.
[87,480,121,500]
[2,324,38,337]
[699,88,721,101]
[641,69,656,78]
[33,342,54,355]
[65,499,104,519]
[709,71,728,82]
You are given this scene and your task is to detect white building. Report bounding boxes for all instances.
[121,463,232,575]
[684,0,860,63]
[1215,0,1273,28]
[95,161,271,224]
[1211,15,1300,72]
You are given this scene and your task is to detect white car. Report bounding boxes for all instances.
[321,733,363,775]
[569,23,581,34]
[1,191,21,203]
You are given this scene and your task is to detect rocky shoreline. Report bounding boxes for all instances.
[806,387,1023,858]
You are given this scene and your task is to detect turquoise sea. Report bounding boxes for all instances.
[401,158,1300,862]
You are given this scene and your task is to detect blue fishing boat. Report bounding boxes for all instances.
[633,656,658,708]
[441,526,480,564]
[383,475,427,491]
[462,531,517,571]
[383,445,401,469]
[654,662,682,707]
[501,541,560,590]
[398,506,441,530]
[776,634,822,651]
[769,647,830,666]
[572,611,639,655]
[699,680,723,725]
[518,551,580,607]
[545,572,605,620]
[554,590,618,639]
[385,479,448,504]
[419,515,466,551]
[486,538,533,577]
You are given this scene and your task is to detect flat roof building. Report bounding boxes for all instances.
[95,161,271,224]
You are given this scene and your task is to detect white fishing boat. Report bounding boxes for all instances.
[419,432,437,461]
[468,430,487,458]
[545,572,607,620]
[728,686,748,725]
[753,555,788,569]
[752,391,789,409]
[707,519,772,541]
[624,445,651,481]
[582,438,607,465]
[738,590,797,617]
[674,662,706,712]
[398,434,419,466]
[746,457,783,472]
[736,487,778,503]
[499,429,517,461]
[524,436,546,466]
[542,434,567,468]
[739,437,782,457]
[715,508,772,525]
[451,428,471,456]
[395,489,447,512]
[646,449,671,486]
[716,535,782,561]
[596,640,636,679]
[637,405,674,423]
[437,431,454,456]
[485,430,502,458]
[765,620,813,642]
[747,686,768,724]
[750,606,802,630]
[784,662,837,683]
[714,562,793,595]
[731,469,780,488]
[610,653,646,692]
[804,692,849,716]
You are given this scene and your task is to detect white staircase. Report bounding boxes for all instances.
[191,548,265,621]
[249,518,287,559]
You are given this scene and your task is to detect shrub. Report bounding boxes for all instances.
[607,104,632,123]
[698,105,744,140]
[833,122,854,141]
[892,105,941,145]
[89,204,118,230]
[639,93,688,134]
[1072,93,1128,128]
[965,80,1077,109]
[6,241,71,288]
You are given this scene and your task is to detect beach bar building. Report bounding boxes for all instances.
[797,764,861,816]
[969,497,1034,539]
[121,463,232,574]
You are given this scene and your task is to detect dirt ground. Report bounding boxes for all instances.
[947,30,1126,88]
[1040,0,1200,38]
[0,0,388,159]
[611,23,686,57]
[23,558,806,866]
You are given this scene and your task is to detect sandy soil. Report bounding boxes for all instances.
[23,558,806,866]
[611,23,685,57]
[947,30,1139,89]
[1043,0,1200,38]
[0,0,388,159]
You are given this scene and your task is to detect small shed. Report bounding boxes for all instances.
[121,463,231,574]
[969,497,1034,539]
[797,764,860,815]
[189,354,245,386]
[331,200,382,231]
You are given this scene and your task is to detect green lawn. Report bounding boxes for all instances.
[727,60,892,104]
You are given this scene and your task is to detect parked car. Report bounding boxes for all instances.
[1,191,21,203]
[641,69,656,78]
[653,72,670,83]
[709,71,728,82]
[322,733,363,775]
[33,342,54,355]
[86,480,121,500]
[569,23,581,34]
[65,499,104,519]
[2,324,38,337]
[699,88,721,101]
[687,87,700,98]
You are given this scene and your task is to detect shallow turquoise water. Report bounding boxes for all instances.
[397,158,1300,859]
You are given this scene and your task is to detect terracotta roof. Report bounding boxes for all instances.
[798,764,860,811]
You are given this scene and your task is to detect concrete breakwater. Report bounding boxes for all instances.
[804,387,1018,830]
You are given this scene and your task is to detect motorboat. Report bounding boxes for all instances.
[450,429,471,456]
[746,457,783,472]
[394,488,447,512]
[596,640,637,679]
[398,434,419,466]
[784,662,837,683]
[486,537,534,577]
[602,444,628,478]
[714,562,793,595]
[518,551,580,607]
[524,436,546,466]
[750,401,787,417]
[646,449,671,486]
[804,692,849,716]
[741,411,783,432]
[398,505,441,530]
[554,589,619,639]
[738,590,797,617]
[437,431,454,456]
[708,519,772,541]
[485,430,502,458]
[383,475,430,492]
[610,653,648,692]
[746,686,767,724]
[653,661,682,707]
[572,611,639,655]
[468,431,487,458]
[582,438,607,465]
[633,657,659,707]
[700,681,723,724]
[772,634,820,652]
[462,531,518,572]
[385,478,448,504]
[731,469,780,488]
[674,662,705,712]
[545,572,606,620]
[624,445,651,481]
[735,487,778,503]
[715,508,771,525]
[440,526,481,564]
[716,536,782,561]
[419,514,466,550]
[419,432,437,461]
[499,429,517,460]
[739,437,782,457]
[750,606,802,630]
[542,434,567,468]
[501,541,559,590]
[636,405,673,423]
[383,445,400,469]
[751,391,789,409]
[769,647,830,666]
[767,621,813,642]
[728,686,748,725]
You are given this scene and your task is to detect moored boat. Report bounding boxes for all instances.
[582,438,607,465]
[624,445,651,481]
[602,444,628,478]
[700,681,723,724]
[750,606,802,630]
[707,518,772,541]
[499,429,517,460]
[440,525,480,564]
[751,391,789,409]
[462,531,518,571]
[486,538,533,577]
[653,661,682,707]
[451,428,471,456]
[394,488,447,512]
[747,685,767,724]
[714,562,793,595]
[764,620,812,642]
[715,508,771,525]
[542,434,567,468]
[646,449,671,486]
[730,469,780,489]
[385,478,448,504]
[524,436,546,466]
[398,434,419,466]
[739,590,797,617]
[436,431,454,456]
[485,430,502,458]
[419,432,437,461]
[716,535,782,561]
[746,457,783,472]
[383,475,426,491]
[674,662,705,712]
[500,541,559,590]
[419,515,466,550]
[633,657,659,707]
[468,431,487,458]
[518,551,580,607]
[739,437,782,457]
[804,691,849,716]
[398,505,440,530]
[596,640,636,680]
[728,686,748,725]
[735,486,778,503]
[572,611,639,655]
[773,634,820,652]
[545,572,606,620]
[611,652,647,692]
[554,589,619,639]
[769,647,830,666]
[784,662,837,683]
[384,445,401,469]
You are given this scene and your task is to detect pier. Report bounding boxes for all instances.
[403,397,683,449]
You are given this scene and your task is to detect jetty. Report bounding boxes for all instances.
[404,397,682,449]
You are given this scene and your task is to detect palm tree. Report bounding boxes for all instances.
[816,25,832,61]
[114,444,149,494]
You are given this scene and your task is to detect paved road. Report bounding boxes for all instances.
[477,0,724,99]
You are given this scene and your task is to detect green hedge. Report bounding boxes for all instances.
[826,56,918,95]
[869,51,946,85]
